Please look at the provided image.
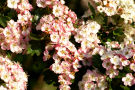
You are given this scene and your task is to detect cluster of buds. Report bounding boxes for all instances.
[0,0,33,53]
[0,55,27,90]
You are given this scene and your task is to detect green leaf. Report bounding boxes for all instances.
[106,77,112,90]
[88,2,96,17]
[92,54,106,74]
[95,14,105,25]
[27,45,41,56]
[113,27,124,36]
[120,85,130,90]
[30,33,45,41]
[0,15,10,27]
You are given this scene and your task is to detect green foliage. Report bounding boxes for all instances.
[113,27,124,36]
[92,54,106,74]
[106,77,112,90]
[95,13,105,25]
[27,44,42,56]
[120,85,130,90]
[88,2,96,18]
[0,15,10,27]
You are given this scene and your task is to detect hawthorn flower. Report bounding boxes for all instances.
[84,82,95,90]
[74,34,83,43]
[130,63,135,72]
[7,0,20,9]
[102,59,112,70]
[110,55,121,65]
[104,7,116,16]
[50,33,60,42]
[97,6,104,13]
[53,5,64,17]
[87,21,101,34]
[122,73,134,86]
[10,43,23,53]
[59,85,70,90]
[106,68,119,78]
[3,28,12,37]
[51,62,63,74]
[57,47,69,58]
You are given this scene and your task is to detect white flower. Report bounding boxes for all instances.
[7,0,20,9]
[87,21,101,34]
[53,5,63,17]
[10,43,22,53]
[60,85,70,90]
[84,82,95,90]
[122,73,134,86]
[106,68,119,78]
[57,47,68,57]
[110,56,121,65]
[50,33,59,42]
[97,6,105,13]
[3,28,12,37]
[104,7,116,16]
[130,63,135,72]
[52,63,63,74]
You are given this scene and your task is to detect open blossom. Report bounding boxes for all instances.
[50,32,60,42]
[102,59,112,70]
[57,47,69,58]
[110,55,121,65]
[122,73,134,86]
[7,0,20,9]
[51,62,63,74]
[106,68,119,78]
[130,63,135,72]
[53,5,64,17]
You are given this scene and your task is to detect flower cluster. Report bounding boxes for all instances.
[78,69,107,90]
[36,0,135,89]
[95,0,135,23]
[36,0,65,8]
[0,0,33,53]
[36,0,82,89]
[74,20,101,53]
[74,20,103,66]
[0,55,27,90]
